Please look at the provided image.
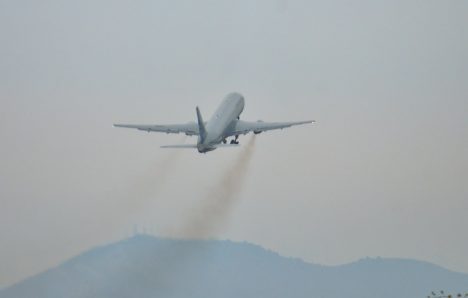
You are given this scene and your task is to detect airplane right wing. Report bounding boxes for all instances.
[226,119,315,136]
[113,122,199,136]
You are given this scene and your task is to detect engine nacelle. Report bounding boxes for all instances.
[254,120,264,134]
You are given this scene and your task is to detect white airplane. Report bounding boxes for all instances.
[114,92,314,153]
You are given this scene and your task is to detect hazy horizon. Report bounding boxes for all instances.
[1,0,467,286]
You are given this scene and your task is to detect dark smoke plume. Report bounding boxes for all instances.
[97,136,257,295]
[151,135,257,289]
[107,135,187,227]
[181,135,257,238]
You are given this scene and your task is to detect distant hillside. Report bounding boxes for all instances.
[1,235,467,298]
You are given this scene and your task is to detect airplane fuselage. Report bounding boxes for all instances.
[197,93,245,153]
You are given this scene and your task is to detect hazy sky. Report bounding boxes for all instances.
[1,0,467,287]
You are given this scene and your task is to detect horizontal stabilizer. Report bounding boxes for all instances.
[161,143,240,149]
[161,144,198,149]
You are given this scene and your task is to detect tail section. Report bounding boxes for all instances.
[196,106,207,142]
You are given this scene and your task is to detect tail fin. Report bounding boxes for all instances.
[196,106,207,142]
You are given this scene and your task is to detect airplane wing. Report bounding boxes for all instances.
[226,119,315,136]
[113,122,199,136]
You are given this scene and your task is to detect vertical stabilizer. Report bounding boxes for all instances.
[196,106,207,142]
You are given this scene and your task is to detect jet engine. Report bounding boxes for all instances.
[254,120,263,134]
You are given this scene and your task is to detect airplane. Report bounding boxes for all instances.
[114,92,314,153]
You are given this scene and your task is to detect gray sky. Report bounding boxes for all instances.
[1,0,467,287]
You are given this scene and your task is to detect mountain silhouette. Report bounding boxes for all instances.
[1,235,467,298]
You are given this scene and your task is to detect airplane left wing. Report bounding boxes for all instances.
[113,122,199,136]
[226,119,315,136]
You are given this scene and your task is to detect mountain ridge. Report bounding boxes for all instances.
[2,235,467,298]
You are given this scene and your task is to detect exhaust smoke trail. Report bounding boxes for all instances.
[123,136,186,209]
[181,134,257,238]
[150,135,257,291]
[106,135,187,228]
[92,136,257,295]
